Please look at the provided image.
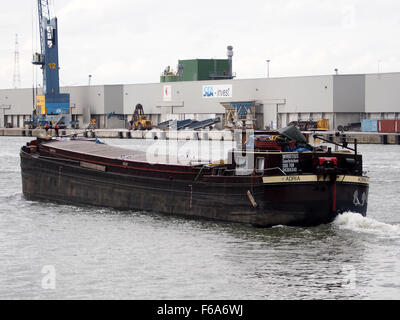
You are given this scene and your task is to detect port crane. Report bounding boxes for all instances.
[28,0,71,129]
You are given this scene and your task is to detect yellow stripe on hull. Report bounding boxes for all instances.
[262,175,370,185]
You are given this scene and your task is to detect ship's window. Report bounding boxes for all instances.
[256,157,265,174]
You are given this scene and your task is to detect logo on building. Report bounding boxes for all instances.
[203,85,232,99]
[163,85,172,101]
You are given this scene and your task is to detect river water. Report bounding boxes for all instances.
[0,137,399,300]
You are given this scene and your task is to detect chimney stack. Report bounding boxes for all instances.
[227,46,234,79]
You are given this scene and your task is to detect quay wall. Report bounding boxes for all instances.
[1,128,400,145]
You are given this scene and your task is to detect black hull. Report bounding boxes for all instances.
[20,151,369,227]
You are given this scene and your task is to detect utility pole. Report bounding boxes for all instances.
[266,60,271,78]
[13,34,21,88]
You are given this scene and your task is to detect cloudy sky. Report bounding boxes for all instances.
[0,0,399,89]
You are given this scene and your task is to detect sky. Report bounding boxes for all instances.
[0,0,399,89]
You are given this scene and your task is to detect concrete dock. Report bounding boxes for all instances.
[0,128,237,141]
[0,128,399,145]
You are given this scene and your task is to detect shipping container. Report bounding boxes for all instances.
[317,119,329,130]
[361,119,378,132]
[178,59,230,81]
[378,120,396,133]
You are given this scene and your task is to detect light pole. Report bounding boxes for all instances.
[334,68,339,75]
[88,75,92,86]
[266,60,271,78]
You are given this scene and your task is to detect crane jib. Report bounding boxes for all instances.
[32,0,71,128]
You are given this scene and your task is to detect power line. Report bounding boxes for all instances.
[13,34,21,89]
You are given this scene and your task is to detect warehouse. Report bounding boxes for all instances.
[1,72,399,130]
[0,85,124,129]
[365,73,400,119]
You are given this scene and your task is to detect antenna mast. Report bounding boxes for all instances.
[13,34,21,88]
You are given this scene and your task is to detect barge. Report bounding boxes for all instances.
[20,127,369,227]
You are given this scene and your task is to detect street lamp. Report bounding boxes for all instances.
[88,75,92,86]
[266,60,271,78]
[334,68,339,75]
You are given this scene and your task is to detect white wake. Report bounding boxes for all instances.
[334,212,400,237]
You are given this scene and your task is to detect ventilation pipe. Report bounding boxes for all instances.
[227,46,234,79]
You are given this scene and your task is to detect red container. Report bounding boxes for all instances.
[254,138,296,151]
[254,138,282,151]
[378,120,396,133]
[396,120,400,133]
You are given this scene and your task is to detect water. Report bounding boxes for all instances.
[0,137,399,300]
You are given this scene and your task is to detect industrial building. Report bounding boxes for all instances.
[3,0,398,132]
[1,72,400,130]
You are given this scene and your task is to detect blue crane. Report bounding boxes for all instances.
[32,0,71,128]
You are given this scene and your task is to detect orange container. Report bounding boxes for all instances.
[378,120,396,133]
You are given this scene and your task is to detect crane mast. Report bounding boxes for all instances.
[32,0,71,128]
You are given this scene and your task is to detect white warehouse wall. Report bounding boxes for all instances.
[123,75,334,116]
[366,73,400,113]
[2,72,400,128]
[333,75,365,113]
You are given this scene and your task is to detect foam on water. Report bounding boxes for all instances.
[334,212,400,237]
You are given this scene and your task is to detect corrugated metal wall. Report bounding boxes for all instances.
[378,120,396,133]
[362,119,378,132]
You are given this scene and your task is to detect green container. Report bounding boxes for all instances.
[179,60,199,81]
[178,59,230,81]
[160,59,231,82]
[164,75,179,82]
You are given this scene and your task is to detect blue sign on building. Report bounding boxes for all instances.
[203,86,214,98]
